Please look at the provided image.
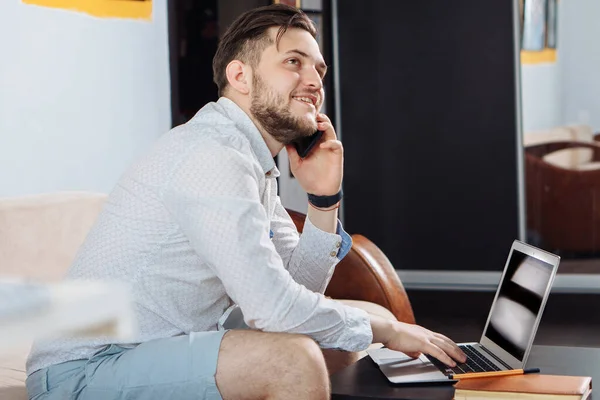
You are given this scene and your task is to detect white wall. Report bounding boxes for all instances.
[521,64,561,132]
[0,0,171,196]
[558,0,600,132]
[521,0,600,134]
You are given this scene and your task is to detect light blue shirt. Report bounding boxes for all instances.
[27,97,372,375]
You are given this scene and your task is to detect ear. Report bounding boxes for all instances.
[225,60,250,95]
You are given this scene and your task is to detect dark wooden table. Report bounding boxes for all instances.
[331,345,600,400]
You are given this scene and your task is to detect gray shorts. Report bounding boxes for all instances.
[26,330,228,400]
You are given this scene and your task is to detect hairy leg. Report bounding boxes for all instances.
[215,330,330,400]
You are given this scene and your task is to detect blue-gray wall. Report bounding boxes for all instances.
[0,1,171,196]
[558,0,600,131]
[522,0,600,133]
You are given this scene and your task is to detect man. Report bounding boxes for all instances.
[26,4,466,400]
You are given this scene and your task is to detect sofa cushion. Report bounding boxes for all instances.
[0,192,106,281]
[0,348,29,400]
[575,162,600,171]
[525,125,595,169]
[0,192,106,400]
[543,148,594,169]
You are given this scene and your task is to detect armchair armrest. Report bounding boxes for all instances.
[526,140,600,162]
[285,209,415,324]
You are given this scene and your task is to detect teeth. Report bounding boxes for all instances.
[294,96,314,105]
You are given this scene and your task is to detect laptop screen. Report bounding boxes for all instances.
[482,248,554,361]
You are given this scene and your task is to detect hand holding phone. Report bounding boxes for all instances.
[287,114,343,197]
[292,130,324,158]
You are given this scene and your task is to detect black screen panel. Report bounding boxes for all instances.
[337,0,521,271]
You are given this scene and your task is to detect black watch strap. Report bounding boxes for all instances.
[307,189,343,208]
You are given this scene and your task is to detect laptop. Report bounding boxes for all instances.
[367,240,560,384]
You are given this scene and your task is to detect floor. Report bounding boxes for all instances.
[407,290,600,348]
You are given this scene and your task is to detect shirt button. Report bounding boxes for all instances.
[336,242,341,248]
[330,251,337,257]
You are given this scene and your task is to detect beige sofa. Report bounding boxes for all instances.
[0,192,106,400]
[0,192,410,399]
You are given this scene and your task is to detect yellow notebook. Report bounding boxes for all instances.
[454,374,592,400]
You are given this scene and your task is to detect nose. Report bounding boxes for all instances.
[302,67,323,91]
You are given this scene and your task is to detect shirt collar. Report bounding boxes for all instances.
[216,97,277,176]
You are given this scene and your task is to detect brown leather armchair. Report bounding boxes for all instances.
[525,140,600,254]
[286,209,415,324]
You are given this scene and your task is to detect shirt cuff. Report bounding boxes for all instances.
[320,303,373,352]
[336,220,353,260]
[302,217,353,261]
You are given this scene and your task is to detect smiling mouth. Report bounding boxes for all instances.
[292,96,317,108]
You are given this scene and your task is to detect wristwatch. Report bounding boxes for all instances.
[307,189,343,209]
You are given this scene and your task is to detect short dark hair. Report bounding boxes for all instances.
[212,4,317,96]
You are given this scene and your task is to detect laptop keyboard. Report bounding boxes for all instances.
[425,344,502,375]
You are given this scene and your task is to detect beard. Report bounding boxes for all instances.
[249,73,318,145]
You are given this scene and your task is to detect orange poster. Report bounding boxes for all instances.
[22,0,152,20]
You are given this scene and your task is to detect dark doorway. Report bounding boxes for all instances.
[169,0,219,126]
[168,0,270,127]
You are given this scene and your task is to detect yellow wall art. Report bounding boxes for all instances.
[22,0,152,21]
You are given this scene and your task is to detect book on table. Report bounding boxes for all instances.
[454,374,592,400]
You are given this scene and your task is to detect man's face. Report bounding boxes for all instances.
[249,27,327,145]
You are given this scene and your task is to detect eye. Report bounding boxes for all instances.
[286,58,300,66]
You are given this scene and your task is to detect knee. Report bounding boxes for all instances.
[216,331,329,400]
[279,335,329,398]
[285,335,328,375]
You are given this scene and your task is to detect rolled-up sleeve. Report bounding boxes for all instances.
[270,200,353,293]
[162,138,372,351]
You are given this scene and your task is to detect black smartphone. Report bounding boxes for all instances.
[293,130,324,158]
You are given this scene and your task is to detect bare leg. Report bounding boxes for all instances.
[215,330,330,400]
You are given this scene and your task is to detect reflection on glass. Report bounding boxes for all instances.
[546,0,557,48]
[511,257,551,296]
[525,137,600,258]
[484,251,553,360]
[490,297,535,354]
[521,0,600,274]
[522,0,546,51]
